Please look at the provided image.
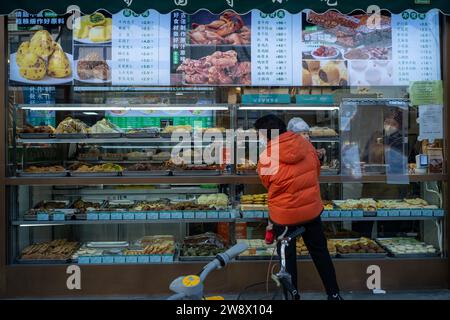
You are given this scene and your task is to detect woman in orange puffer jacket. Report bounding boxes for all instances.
[254,114,341,300]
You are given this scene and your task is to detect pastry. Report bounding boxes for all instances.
[318,63,341,85]
[302,69,313,86]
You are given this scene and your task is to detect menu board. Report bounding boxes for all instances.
[251,10,293,85]
[8,9,442,87]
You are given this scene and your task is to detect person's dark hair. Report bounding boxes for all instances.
[254,114,287,140]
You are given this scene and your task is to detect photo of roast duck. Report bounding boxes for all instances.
[176,50,251,85]
[189,11,250,45]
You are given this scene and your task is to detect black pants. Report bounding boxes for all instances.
[273,216,340,296]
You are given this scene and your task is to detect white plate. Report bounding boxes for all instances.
[73,37,111,45]
[311,47,340,60]
[73,60,112,83]
[10,53,74,85]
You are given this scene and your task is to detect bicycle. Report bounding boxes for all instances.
[167,226,305,300]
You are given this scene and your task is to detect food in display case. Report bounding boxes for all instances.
[161,125,193,134]
[376,238,439,256]
[76,52,111,81]
[237,159,257,172]
[197,193,229,208]
[151,151,172,162]
[126,128,160,138]
[77,148,101,161]
[133,235,175,255]
[19,239,79,261]
[334,238,386,255]
[88,119,121,134]
[125,163,166,172]
[238,239,275,257]
[296,238,337,257]
[334,198,377,211]
[72,199,103,212]
[176,50,251,85]
[24,165,66,173]
[71,163,123,173]
[323,200,334,210]
[106,200,134,210]
[34,200,68,211]
[19,123,55,134]
[54,117,89,134]
[189,11,250,45]
[181,232,227,258]
[240,193,267,204]
[101,152,124,161]
[133,200,170,211]
[310,127,338,137]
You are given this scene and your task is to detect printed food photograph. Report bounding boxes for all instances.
[188,11,251,45]
[301,10,392,86]
[302,60,348,86]
[75,51,111,83]
[10,30,73,84]
[176,50,251,85]
[73,11,112,44]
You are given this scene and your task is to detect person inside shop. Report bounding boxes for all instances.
[254,114,342,301]
[287,117,326,163]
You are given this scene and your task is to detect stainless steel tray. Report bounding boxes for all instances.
[17,171,68,177]
[336,252,387,259]
[179,255,216,261]
[172,170,221,176]
[77,156,99,161]
[18,133,52,139]
[122,170,170,176]
[88,133,122,139]
[125,132,160,138]
[54,133,88,139]
[87,241,129,248]
[70,171,121,177]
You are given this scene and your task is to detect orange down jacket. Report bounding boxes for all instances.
[257,131,323,225]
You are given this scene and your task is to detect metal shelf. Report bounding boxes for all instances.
[4,174,446,185]
[12,219,235,226]
[16,138,221,144]
[237,216,443,223]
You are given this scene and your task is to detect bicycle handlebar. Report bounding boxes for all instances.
[277,226,306,243]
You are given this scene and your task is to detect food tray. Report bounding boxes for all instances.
[122,170,170,176]
[336,252,387,259]
[54,133,88,139]
[375,238,440,258]
[16,258,71,264]
[77,155,99,161]
[88,133,122,139]
[70,171,121,177]
[87,241,129,248]
[18,133,52,139]
[34,200,70,209]
[179,255,216,261]
[100,155,124,161]
[238,255,274,261]
[172,170,221,176]
[17,171,68,177]
[125,132,160,138]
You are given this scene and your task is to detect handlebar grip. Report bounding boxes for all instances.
[216,242,248,267]
[287,226,305,240]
